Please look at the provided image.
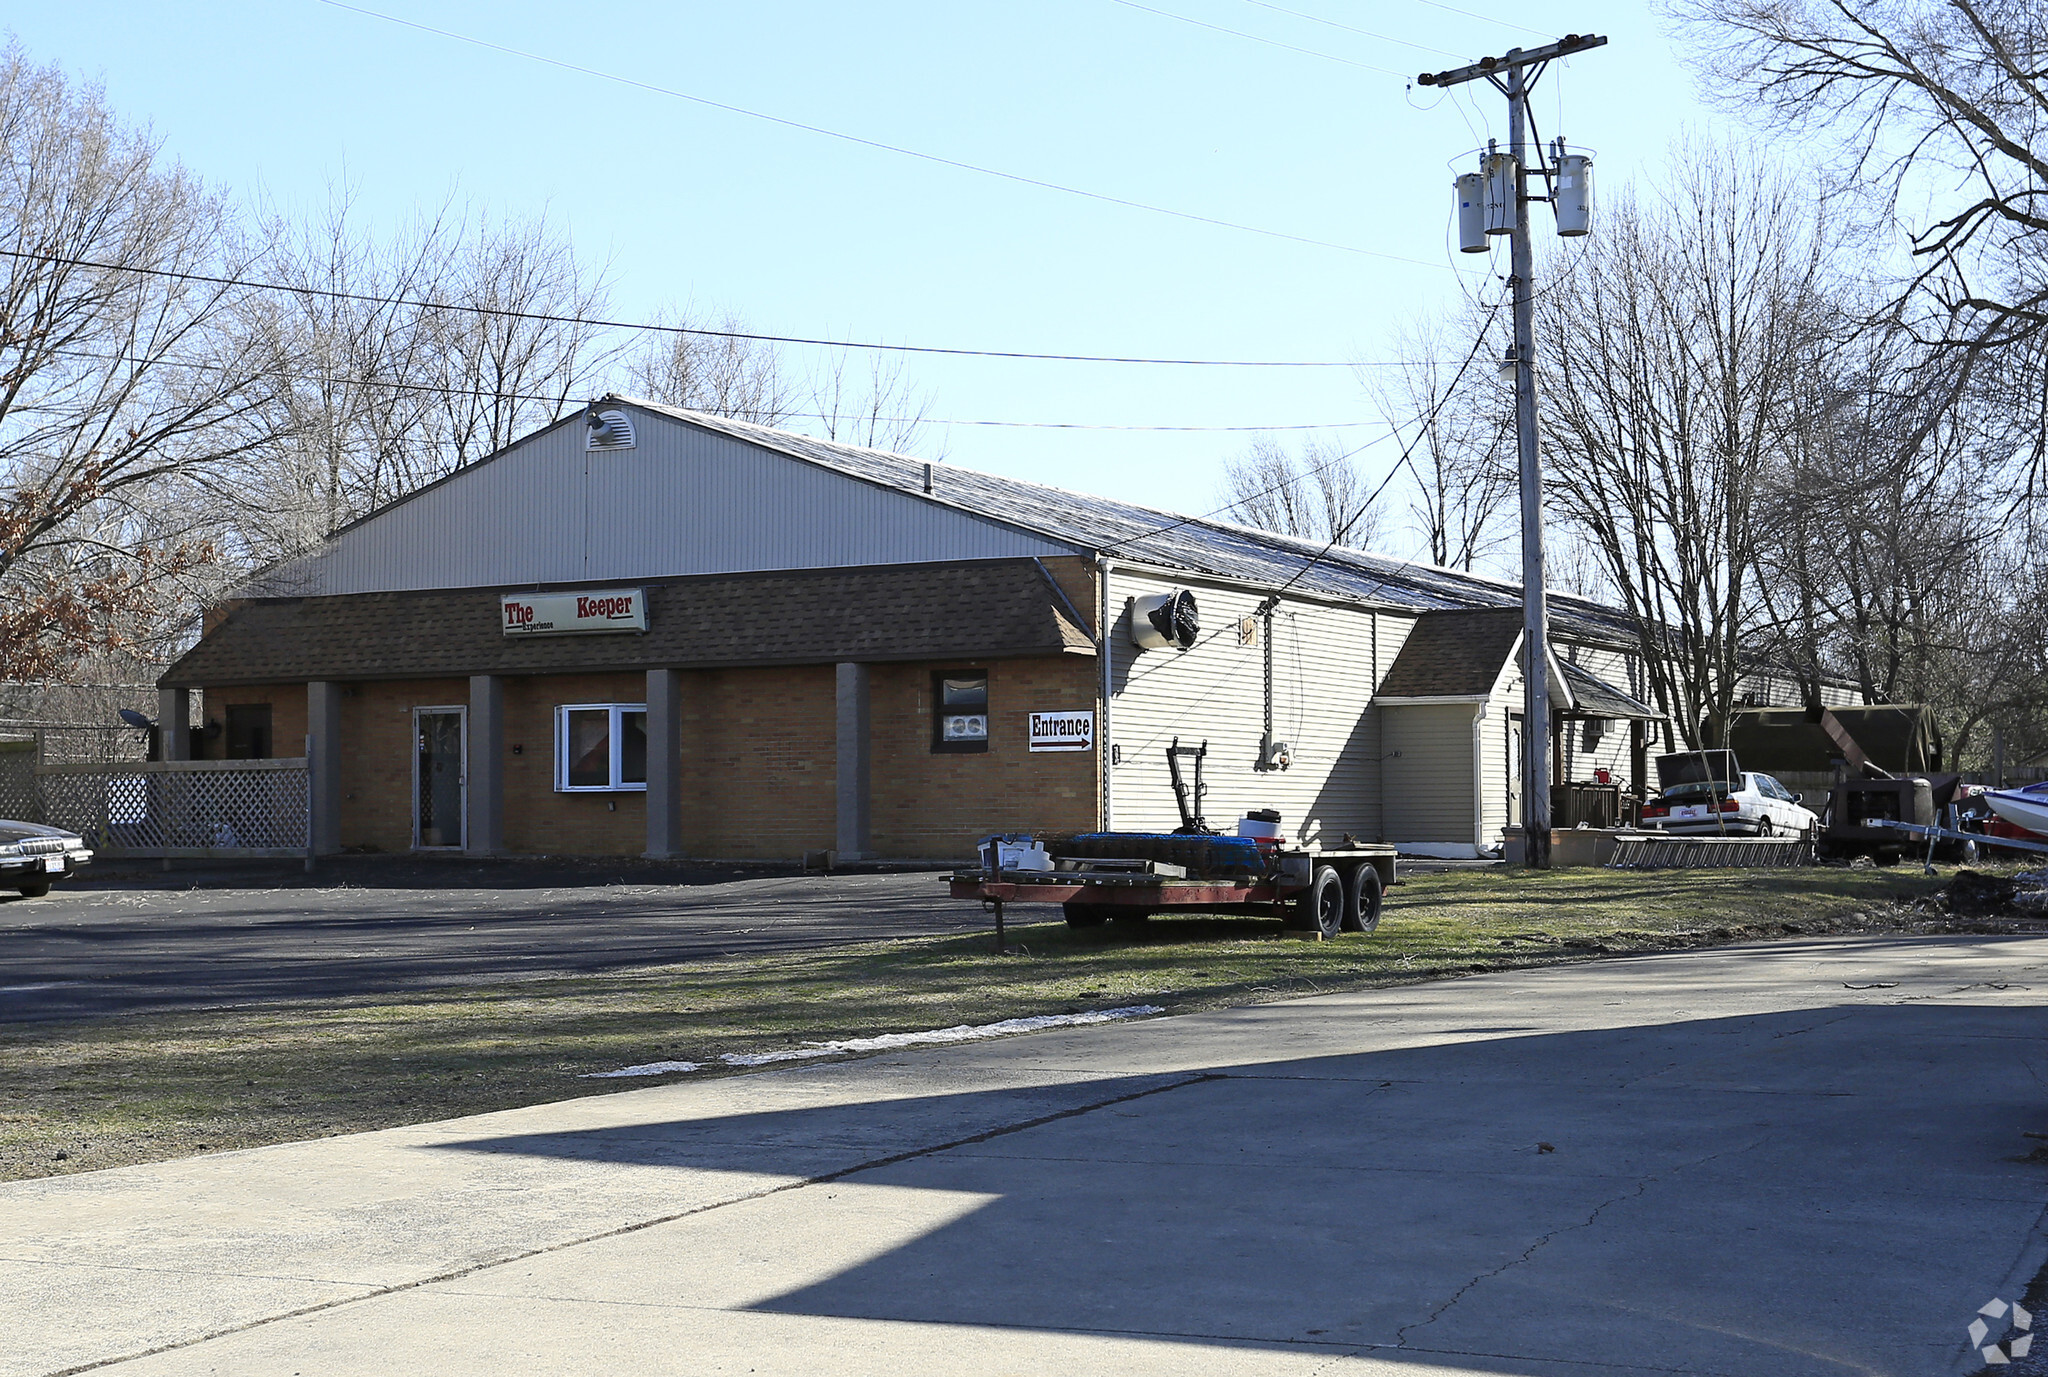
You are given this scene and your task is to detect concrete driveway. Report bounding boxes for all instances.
[4,932,2046,1376]
[0,868,978,1022]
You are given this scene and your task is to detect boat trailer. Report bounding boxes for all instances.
[952,739,1398,948]
[1865,817,2048,874]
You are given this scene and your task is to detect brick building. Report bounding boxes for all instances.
[159,397,1694,861]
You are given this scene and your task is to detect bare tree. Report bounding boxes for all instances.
[1368,313,1517,571]
[807,349,939,455]
[222,185,447,564]
[0,44,280,679]
[1219,436,1382,549]
[1750,316,2048,764]
[1671,0,2048,365]
[625,307,795,426]
[425,208,617,468]
[1537,145,1841,748]
[222,191,615,577]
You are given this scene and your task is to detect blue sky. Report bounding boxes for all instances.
[12,1,1740,554]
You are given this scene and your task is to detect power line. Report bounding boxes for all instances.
[1095,298,1502,757]
[312,0,1441,270]
[1396,0,1551,39]
[1107,0,1410,75]
[35,341,1382,433]
[1,245,1432,368]
[1268,297,1508,599]
[1235,0,1464,58]
[1102,297,1505,557]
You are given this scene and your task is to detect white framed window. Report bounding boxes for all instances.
[555,703,648,792]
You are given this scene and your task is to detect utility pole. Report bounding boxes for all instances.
[1420,33,1605,870]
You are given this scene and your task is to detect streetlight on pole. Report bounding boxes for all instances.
[1419,33,1606,871]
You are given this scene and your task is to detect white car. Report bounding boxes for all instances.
[1639,752,1816,837]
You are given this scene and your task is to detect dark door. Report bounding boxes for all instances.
[414,709,466,849]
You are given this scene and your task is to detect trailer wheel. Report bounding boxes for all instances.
[1062,903,1110,928]
[1111,908,1152,925]
[1342,865,1383,934]
[1290,865,1343,938]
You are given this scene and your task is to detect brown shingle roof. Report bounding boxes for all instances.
[1375,609,1524,698]
[162,558,1093,688]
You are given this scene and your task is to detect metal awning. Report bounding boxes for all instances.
[1558,660,1662,721]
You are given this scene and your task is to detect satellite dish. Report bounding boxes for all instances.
[118,708,155,730]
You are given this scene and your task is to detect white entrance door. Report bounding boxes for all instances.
[1506,711,1524,828]
[413,706,467,849]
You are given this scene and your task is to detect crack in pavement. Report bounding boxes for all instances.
[1393,1137,1769,1352]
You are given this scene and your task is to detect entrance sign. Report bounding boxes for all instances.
[1028,711,1095,752]
[501,588,648,636]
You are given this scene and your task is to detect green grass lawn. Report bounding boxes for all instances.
[0,866,1952,1182]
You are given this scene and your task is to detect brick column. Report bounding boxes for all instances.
[306,681,343,856]
[835,662,871,859]
[156,687,192,761]
[467,675,504,855]
[644,668,683,858]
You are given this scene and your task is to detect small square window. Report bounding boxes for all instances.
[224,703,273,760]
[556,703,650,791]
[933,672,989,753]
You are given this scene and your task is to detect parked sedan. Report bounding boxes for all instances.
[1639,772,1817,838]
[0,820,93,897]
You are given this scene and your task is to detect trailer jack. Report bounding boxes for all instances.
[1167,737,1216,835]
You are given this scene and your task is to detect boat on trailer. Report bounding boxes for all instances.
[1983,782,2048,837]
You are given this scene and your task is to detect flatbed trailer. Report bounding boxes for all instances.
[950,844,1399,939]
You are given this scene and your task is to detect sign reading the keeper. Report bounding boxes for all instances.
[501,588,649,636]
[1028,711,1095,752]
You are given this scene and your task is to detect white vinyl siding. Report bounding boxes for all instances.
[1556,643,1642,787]
[1103,567,1403,845]
[1495,643,1645,818]
[1381,704,1481,843]
[1478,699,1512,848]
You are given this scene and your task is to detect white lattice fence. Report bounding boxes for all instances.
[0,741,35,821]
[35,758,310,857]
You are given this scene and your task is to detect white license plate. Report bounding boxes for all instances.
[43,856,63,873]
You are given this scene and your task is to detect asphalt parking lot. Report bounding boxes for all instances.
[0,859,982,1023]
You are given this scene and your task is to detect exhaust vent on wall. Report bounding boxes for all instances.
[1129,589,1200,651]
[585,408,636,451]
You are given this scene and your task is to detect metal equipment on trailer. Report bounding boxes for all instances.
[951,741,1399,941]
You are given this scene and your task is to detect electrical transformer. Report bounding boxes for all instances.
[1454,171,1487,253]
[1554,154,1593,236]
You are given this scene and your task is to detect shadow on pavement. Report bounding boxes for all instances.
[434,1003,2044,1376]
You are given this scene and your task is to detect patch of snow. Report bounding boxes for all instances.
[718,1005,1166,1066]
[579,1060,703,1079]
[578,1005,1165,1080]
